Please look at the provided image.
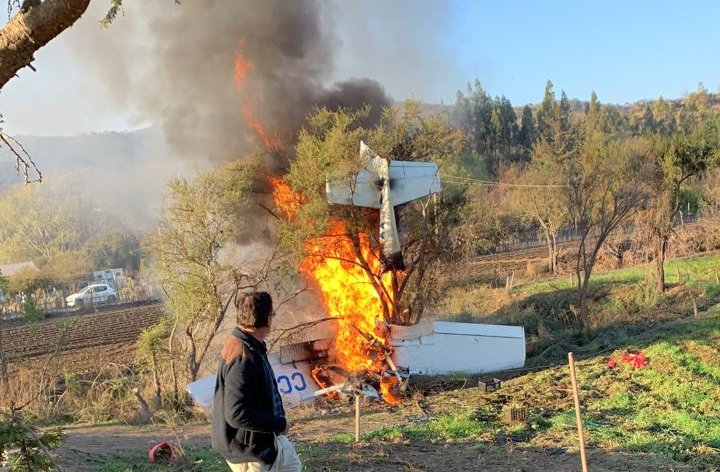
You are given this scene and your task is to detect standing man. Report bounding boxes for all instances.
[212,291,302,472]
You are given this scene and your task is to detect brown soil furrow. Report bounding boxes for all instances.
[3,304,164,361]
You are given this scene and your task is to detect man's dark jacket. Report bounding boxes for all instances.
[211,328,287,465]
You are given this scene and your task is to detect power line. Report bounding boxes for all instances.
[441,174,567,188]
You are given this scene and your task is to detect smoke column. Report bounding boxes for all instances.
[68,0,391,165]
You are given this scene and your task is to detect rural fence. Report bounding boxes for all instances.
[0,279,162,322]
[481,210,705,256]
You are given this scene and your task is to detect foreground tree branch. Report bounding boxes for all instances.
[0,0,91,90]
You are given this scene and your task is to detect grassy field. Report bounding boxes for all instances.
[341,311,720,470]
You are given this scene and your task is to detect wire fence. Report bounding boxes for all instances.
[0,278,162,322]
[480,210,704,256]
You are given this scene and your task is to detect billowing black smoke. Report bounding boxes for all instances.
[68,0,391,165]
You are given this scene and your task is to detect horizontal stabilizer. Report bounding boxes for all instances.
[326,142,441,208]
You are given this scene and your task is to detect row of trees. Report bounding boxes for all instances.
[446,81,720,324]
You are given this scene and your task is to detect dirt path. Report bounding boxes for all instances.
[58,423,697,472]
[58,423,211,471]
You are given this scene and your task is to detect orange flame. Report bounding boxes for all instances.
[270,177,396,374]
[233,39,283,151]
[379,376,401,404]
[268,175,303,219]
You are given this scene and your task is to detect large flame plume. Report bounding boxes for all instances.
[270,177,396,374]
[236,39,398,398]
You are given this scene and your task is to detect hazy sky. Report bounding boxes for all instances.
[2,0,720,136]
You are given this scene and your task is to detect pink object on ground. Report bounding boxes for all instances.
[148,441,176,463]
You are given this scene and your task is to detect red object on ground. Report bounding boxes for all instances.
[619,351,649,369]
[148,441,175,463]
[606,358,617,369]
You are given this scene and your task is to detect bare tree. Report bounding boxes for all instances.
[510,140,568,274]
[566,137,652,325]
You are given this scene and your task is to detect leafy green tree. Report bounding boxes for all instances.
[0,412,64,472]
[137,321,170,408]
[0,180,112,270]
[282,103,465,325]
[640,126,718,293]
[147,159,264,382]
[517,105,536,160]
[89,232,143,271]
[536,80,556,143]
[651,97,677,136]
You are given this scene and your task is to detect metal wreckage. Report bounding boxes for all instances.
[189,142,525,409]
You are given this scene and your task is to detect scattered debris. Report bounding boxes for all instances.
[607,351,649,369]
[479,378,502,392]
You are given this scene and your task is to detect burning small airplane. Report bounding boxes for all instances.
[189,320,525,409]
[325,141,441,272]
[188,142,525,410]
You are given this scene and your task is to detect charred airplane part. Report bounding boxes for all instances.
[325,141,441,272]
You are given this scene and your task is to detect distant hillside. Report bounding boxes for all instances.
[0,128,188,228]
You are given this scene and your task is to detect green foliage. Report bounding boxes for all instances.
[95,447,227,472]
[90,232,143,272]
[452,80,528,177]
[147,159,262,380]
[137,321,170,362]
[0,270,7,297]
[283,102,465,323]
[0,414,64,472]
[361,408,495,442]
[21,297,43,322]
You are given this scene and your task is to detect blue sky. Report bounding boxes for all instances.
[438,1,720,105]
[2,1,720,135]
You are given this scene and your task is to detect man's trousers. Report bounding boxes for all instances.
[226,435,301,472]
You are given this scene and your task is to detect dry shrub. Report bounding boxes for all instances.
[676,221,720,255]
[525,259,549,278]
[2,361,149,425]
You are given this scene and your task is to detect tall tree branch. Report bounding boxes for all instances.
[0,0,91,90]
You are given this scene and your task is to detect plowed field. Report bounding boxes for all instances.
[3,303,163,363]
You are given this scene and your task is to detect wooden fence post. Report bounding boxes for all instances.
[568,352,589,472]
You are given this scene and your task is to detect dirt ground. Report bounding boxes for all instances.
[57,422,698,472]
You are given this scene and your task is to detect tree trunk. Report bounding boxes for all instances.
[0,323,7,386]
[655,235,667,294]
[168,317,180,405]
[545,233,555,274]
[151,351,162,408]
[0,0,91,90]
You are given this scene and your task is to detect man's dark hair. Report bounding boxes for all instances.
[236,291,273,328]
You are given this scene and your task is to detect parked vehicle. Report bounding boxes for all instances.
[65,283,118,308]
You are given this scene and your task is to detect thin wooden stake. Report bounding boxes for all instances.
[693,298,699,318]
[568,352,589,472]
[714,270,719,285]
[355,394,361,443]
